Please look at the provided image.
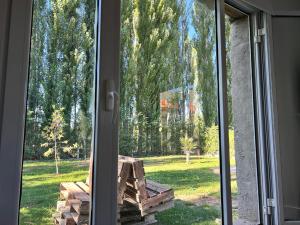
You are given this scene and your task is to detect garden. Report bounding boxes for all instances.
[21,0,238,224]
[20,156,237,225]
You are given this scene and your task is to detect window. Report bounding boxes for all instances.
[19,0,97,224]
[0,0,268,224]
[117,0,222,224]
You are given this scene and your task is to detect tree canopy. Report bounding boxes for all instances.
[25,0,232,160]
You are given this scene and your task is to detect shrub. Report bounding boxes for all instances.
[180,135,198,163]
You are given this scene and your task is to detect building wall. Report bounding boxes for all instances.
[230,17,260,225]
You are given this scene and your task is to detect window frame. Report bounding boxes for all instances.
[0,0,274,225]
[0,0,33,224]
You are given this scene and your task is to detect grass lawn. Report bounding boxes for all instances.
[20,155,237,225]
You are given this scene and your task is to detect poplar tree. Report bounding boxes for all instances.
[192,0,218,127]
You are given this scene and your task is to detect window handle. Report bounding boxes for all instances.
[105,80,119,124]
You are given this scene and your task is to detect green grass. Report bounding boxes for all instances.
[19,156,237,225]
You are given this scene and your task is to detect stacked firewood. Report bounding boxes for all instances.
[53,156,174,225]
[53,182,90,225]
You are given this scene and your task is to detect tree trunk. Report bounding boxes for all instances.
[54,138,59,174]
[88,151,93,194]
[186,151,190,164]
[84,139,87,160]
[77,147,80,159]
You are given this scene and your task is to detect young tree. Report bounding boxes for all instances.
[42,107,77,174]
[180,135,197,164]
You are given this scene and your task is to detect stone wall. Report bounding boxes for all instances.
[230,17,260,225]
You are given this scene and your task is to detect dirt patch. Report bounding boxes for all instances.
[179,195,239,209]
[212,166,237,179]
[179,195,221,207]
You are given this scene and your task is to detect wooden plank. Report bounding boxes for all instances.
[57,201,67,210]
[76,182,89,194]
[140,191,174,211]
[54,217,67,225]
[70,202,89,215]
[60,190,70,200]
[53,212,65,225]
[62,212,76,225]
[146,190,157,198]
[60,182,83,193]
[132,161,145,179]
[127,178,148,200]
[118,161,132,204]
[141,200,174,216]
[71,212,89,224]
[123,214,157,225]
[119,214,142,223]
[124,186,144,203]
[146,180,171,194]
[60,182,88,200]
[58,206,72,217]
[118,156,145,179]
[118,161,131,178]
[66,199,81,206]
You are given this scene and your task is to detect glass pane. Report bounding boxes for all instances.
[119,0,222,224]
[19,0,97,224]
[225,6,261,224]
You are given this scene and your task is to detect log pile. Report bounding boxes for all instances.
[53,156,174,225]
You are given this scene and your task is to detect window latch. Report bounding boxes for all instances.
[105,80,119,124]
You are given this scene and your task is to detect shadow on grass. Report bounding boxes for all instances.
[145,168,221,196]
[156,199,221,225]
[142,156,218,166]
[19,158,222,225]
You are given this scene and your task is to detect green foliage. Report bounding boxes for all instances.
[204,125,219,155]
[26,0,233,159]
[229,129,235,157]
[203,126,235,156]
[25,0,95,160]
[193,1,218,127]
[194,116,207,154]
[180,135,197,152]
[41,107,78,173]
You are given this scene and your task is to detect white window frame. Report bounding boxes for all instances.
[0,0,275,224]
